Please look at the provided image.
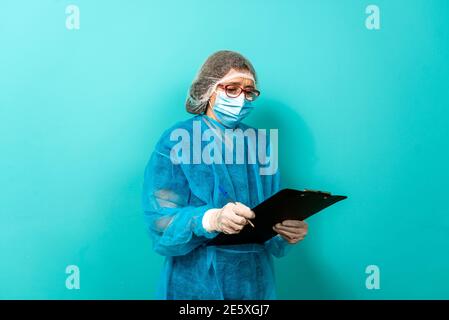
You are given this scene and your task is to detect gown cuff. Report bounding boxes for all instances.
[193,206,220,239]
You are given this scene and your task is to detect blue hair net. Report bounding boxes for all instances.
[185,50,258,115]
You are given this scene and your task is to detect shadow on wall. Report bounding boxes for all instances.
[276,242,356,299]
[251,99,352,299]
[248,98,318,187]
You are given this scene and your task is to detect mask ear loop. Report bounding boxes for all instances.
[207,84,223,110]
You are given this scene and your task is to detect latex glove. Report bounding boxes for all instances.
[203,202,255,234]
[273,220,308,244]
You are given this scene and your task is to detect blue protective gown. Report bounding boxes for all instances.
[142,114,293,299]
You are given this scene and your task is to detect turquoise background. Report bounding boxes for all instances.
[1,0,448,299]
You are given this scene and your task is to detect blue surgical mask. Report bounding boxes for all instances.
[212,91,254,128]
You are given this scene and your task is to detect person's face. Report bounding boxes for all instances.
[207,69,256,111]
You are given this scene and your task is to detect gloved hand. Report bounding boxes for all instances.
[203,202,255,234]
[273,220,308,244]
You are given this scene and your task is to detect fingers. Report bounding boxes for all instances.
[223,203,249,225]
[275,228,306,243]
[222,226,237,234]
[282,234,304,244]
[281,220,307,228]
[232,202,255,219]
[273,221,308,244]
[228,212,248,225]
[218,202,255,234]
[226,219,245,232]
[274,223,308,236]
[218,204,248,234]
[218,218,241,234]
[273,227,300,240]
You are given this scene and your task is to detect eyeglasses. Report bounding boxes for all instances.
[217,84,261,101]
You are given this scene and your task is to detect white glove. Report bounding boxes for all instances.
[203,202,255,234]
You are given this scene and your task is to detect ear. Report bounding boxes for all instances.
[208,92,217,109]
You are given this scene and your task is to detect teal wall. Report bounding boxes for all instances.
[1,0,448,299]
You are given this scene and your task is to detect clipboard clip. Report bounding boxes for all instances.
[303,189,332,196]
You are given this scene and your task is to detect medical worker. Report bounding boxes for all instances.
[142,50,308,299]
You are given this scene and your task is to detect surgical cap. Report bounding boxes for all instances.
[185,50,258,114]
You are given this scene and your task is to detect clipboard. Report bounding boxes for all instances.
[206,188,347,246]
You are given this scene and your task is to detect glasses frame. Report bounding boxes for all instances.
[216,84,261,101]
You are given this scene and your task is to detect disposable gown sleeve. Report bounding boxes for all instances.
[142,139,218,257]
[264,234,294,258]
[263,167,295,258]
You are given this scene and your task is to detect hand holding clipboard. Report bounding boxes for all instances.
[207,188,347,246]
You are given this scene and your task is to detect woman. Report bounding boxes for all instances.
[142,50,308,299]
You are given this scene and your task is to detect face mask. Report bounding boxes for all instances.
[212,91,254,128]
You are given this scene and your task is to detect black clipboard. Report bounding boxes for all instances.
[207,188,347,246]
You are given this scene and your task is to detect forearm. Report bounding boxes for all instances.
[144,204,219,256]
[264,234,294,258]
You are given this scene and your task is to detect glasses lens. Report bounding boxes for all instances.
[245,90,260,101]
[225,85,242,98]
